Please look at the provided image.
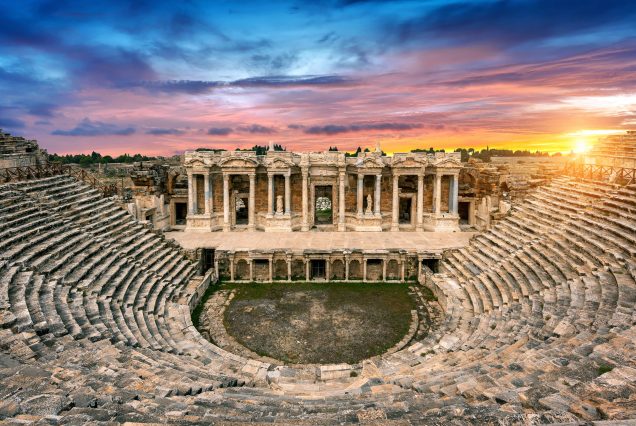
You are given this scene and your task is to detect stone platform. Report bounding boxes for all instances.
[165,231,475,253]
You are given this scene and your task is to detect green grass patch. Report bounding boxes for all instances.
[191,281,218,329]
[221,281,416,364]
[597,364,614,376]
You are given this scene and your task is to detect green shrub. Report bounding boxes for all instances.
[597,364,614,376]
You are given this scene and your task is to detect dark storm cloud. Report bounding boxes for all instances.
[238,124,277,134]
[52,118,135,136]
[208,127,233,136]
[146,128,185,135]
[304,122,423,135]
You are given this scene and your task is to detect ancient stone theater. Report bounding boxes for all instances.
[0,129,635,424]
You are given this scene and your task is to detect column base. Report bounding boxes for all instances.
[423,214,461,232]
[337,222,346,232]
[185,214,220,232]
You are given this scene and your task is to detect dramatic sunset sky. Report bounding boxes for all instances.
[1,0,635,156]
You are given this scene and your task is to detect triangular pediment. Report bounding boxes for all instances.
[219,157,258,168]
[392,156,427,168]
[355,156,384,168]
[433,157,462,168]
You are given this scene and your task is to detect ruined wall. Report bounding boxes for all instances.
[0,130,47,168]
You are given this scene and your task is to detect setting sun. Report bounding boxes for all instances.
[573,139,592,154]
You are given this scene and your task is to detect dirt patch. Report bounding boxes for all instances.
[222,282,415,364]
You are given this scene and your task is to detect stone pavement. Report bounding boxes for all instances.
[165,231,475,252]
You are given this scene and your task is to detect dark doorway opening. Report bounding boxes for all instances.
[201,248,215,273]
[422,259,439,273]
[458,202,470,224]
[311,259,326,279]
[175,202,187,225]
[235,196,249,225]
[399,198,412,224]
[314,186,333,225]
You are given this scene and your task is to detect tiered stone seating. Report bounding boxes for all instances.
[0,175,635,423]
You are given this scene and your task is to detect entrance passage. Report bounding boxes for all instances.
[314,186,333,225]
[399,197,413,224]
[422,258,440,273]
[201,248,215,273]
[311,259,326,279]
[175,202,187,225]
[458,202,470,224]
[235,196,248,225]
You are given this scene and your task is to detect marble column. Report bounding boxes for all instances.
[305,260,310,281]
[268,258,273,282]
[357,174,364,216]
[416,174,424,230]
[374,174,381,216]
[400,259,405,282]
[287,256,292,282]
[451,174,459,214]
[284,172,291,215]
[187,173,195,215]
[229,257,235,281]
[223,173,230,231]
[382,259,387,281]
[338,170,346,231]
[345,258,350,281]
[248,173,256,230]
[249,260,253,282]
[363,258,367,282]
[417,257,422,279]
[326,259,331,280]
[391,174,399,231]
[203,172,212,215]
[267,173,274,216]
[434,173,442,215]
[301,168,309,231]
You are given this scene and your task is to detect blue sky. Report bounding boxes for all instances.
[1,0,636,154]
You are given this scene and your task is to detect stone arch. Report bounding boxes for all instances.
[348,259,362,280]
[274,259,288,280]
[331,259,345,280]
[387,259,399,280]
[235,259,249,280]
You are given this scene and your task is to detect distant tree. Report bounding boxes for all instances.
[328,146,339,151]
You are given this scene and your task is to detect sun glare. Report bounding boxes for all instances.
[573,139,591,154]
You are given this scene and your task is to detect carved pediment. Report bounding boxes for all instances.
[392,155,428,168]
[184,158,207,167]
[265,157,295,169]
[218,157,258,168]
[433,157,462,168]
[355,156,385,169]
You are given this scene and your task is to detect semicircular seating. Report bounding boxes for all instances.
[0,174,635,423]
